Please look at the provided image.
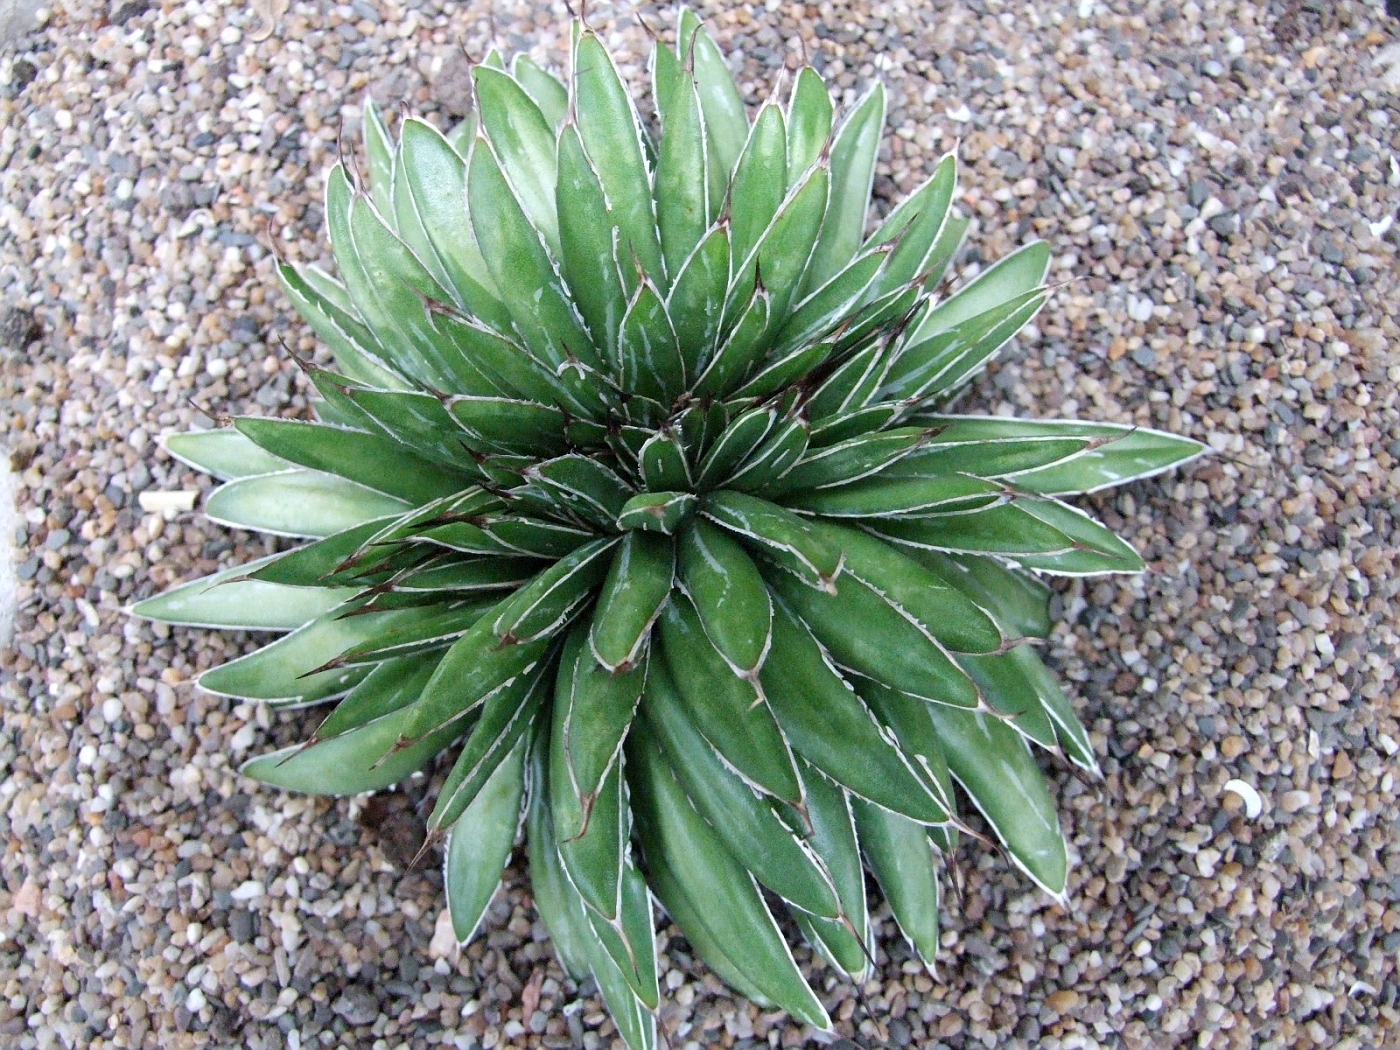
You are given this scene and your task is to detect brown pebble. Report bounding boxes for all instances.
[1046,989,1081,1014]
[1332,751,1354,780]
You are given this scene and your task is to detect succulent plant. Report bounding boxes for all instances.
[133,9,1204,1045]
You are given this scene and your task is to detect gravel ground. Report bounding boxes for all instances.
[2,1,1398,1048]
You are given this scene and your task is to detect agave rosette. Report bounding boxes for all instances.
[133,10,1204,1045]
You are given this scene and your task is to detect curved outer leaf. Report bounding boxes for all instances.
[790,762,872,979]
[728,103,787,270]
[427,659,550,834]
[908,240,1051,346]
[851,798,941,970]
[474,66,561,253]
[786,472,1003,519]
[676,518,772,676]
[702,490,842,591]
[233,418,471,505]
[206,470,411,539]
[762,600,951,824]
[445,734,529,945]
[802,81,885,294]
[680,9,748,197]
[589,532,675,672]
[925,703,1069,898]
[164,428,290,481]
[278,262,407,389]
[198,603,446,705]
[812,521,1004,654]
[513,55,569,128]
[551,627,647,840]
[556,123,629,362]
[467,137,603,379]
[528,741,658,1050]
[666,224,731,378]
[911,417,1209,495]
[245,516,401,588]
[627,736,831,1030]
[656,76,710,282]
[905,550,1053,641]
[639,661,841,919]
[129,554,356,630]
[867,152,958,295]
[572,30,665,283]
[785,66,832,185]
[555,740,626,922]
[242,696,462,796]
[447,396,568,457]
[765,564,981,711]
[313,653,441,743]
[658,598,802,808]
[398,613,554,746]
[617,279,686,403]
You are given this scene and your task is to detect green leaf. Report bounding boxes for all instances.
[907,239,1051,345]
[785,66,832,185]
[233,418,471,505]
[615,492,698,536]
[205,470,411,539]
[728,102,787,271]
[702,490,842,590]
[616,278,685,403]
[682,11,749,196]
[445,734,529,944]
[163,428,289,482]
[787,472,1003,519]
[589,532,675,671]
[428,661,549,832]
[551,627,646,839]
[637,430,692,492]
[627,736,830,1030]
[512,54,569,128]
[676,518,772,676]
[278,262,405,389]
[474,66,561,253]
[445,396,568,458]
[791,764,872,979]
[910,417,1209,495]
[724,415,808,493]
[851,799,942,969]
[556,123,629,363]
[638,661,841,918]
[245,516,402,588]
[489,537,616,645]
[1001,498,1147,575]
[867,152,958,295]
[314,654,440,743]
[129,554,356,630]
[242,696,463,796]
[656,77,710,282]
[466,138,603,377]
[555,742,626,921]
[666,223,731,379]
[900,550,1053,642]
[398,614,554,746]
[811,521,1004,653]
[395,119,513,333]
[362,98,396,217]
[658,597,802,807]
[765,566,981,710]
[767,426,932,496]
[925,703,1069,897]
[524,455,633,527]
[802,82,885,294]
[762,600,951,824]
[695,406,776,488]
[198,602,446,705]
[573,30,664,283]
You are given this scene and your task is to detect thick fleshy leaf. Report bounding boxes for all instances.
[234,418,472,504]
[658,598,802,808]
[802,82,885,294]
[616,492,697,536]
[640,661,841,918]
[656,77,710,282]
[513,55,569,128]
[474,66,561,252]
[702,490,842,590]
[313,654,440,743]
[130,555,357,630]
[627,737,831,1030]
[164,428,290,481]
[556,123,629,363]
[589,532,674,673]
[676,518,772,676]
[204,470,411,539]
[851,799,942,970]
[925,703,1069,897]
[551,628,646,839]
[791,764,872,979]
[785,66,832,185]
[445,734,529,945]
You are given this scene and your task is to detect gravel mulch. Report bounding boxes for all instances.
[2,1,1398,1048]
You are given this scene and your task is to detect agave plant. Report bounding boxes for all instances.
[133,9,1203,1045]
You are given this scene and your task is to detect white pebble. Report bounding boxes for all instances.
[101,697,123,723]
[186,988,206,1011]
[946,103,972,123]
[1223,779,1263,819]
[1128,296,1154,322]
[231,879,265,901]
[429,908,458,959]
